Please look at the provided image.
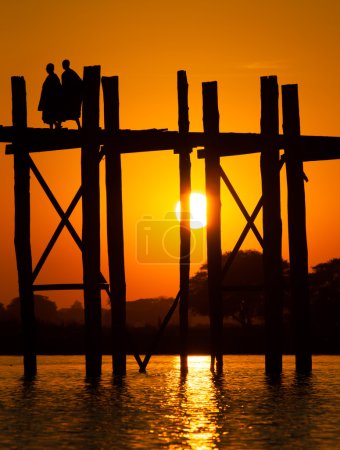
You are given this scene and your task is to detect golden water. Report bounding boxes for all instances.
[0,355,339,449]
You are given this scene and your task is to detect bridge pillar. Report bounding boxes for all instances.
[177,70,191,373]
[12,76,37,378]
[81,66,102,377]
[203,81,223,373]
[282,84,312,373]
[260,76,283,374]
[102,75,127,376]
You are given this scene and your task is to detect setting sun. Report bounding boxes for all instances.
[175,193,207,229]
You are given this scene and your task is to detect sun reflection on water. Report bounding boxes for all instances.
[0,356,339,449]
[164,356,222,449]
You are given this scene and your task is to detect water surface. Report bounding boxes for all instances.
[0,355,339,449]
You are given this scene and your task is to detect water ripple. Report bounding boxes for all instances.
[0,355,339,449]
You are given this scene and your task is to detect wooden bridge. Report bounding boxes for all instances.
[2,66,340,378]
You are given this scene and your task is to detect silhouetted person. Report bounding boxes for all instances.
[61,59,82,129]
[38,63,62,129]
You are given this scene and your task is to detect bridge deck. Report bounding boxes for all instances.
[2,126,340,161]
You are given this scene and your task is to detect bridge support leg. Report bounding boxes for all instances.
[260,76,283,374]
[102,76,127,376]
[177,70,192,373]
[282,84,312,373]
[203,81,223,373]
[81,66,102,377]
[12,76,37,378]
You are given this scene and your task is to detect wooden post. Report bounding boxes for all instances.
[282,84,312,373]
[102,76,127,376]
[12,76,36,378]
[260,76,283,374]
[177,70,191,372]
[81,66,102,377]
[203,81,223,372]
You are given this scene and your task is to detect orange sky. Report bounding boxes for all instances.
[0,0,340,307]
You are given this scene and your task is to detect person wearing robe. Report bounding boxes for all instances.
[38,63,62,129]
[61,59,82,129]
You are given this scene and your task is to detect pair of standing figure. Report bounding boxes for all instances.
[38,60,82,129]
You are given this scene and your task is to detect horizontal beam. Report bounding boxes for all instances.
[2,126,340,161]
[198,135,340,161]
[3,126,80,152]
[33,283,109,291]
[298,136,340,161]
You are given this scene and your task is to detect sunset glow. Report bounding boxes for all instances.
[0,0,339,307]
[175,193,207,229]
[0,1,339,448]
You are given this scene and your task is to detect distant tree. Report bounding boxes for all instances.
[59,300,84,324]
[310,259,340,286]
[0,302,5,319]
[189,249,289,328]
[126,297,176,328]
[5,295,59,323]
[309,259,340,340]
[5,297,19,321]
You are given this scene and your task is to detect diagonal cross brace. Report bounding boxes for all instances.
[221,158,285,281]
[139,290,181,372]
[28,155,84,278]
[32,185,82,281]
[27,154,144,369]
[222,198,263,279]
[29,153,106,285]
[138,159,288,370]
[220,166,263,246]
[31,147,105,278]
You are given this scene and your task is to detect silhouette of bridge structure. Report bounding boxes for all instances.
[2,66,340,378]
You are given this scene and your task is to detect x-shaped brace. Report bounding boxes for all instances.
[27,152,144,369]
[220,158,286,280]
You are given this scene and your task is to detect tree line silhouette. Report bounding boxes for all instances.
[0,250,339,354]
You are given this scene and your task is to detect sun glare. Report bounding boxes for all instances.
[175,193,207,229]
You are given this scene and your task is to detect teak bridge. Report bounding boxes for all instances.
[2,66,340,378]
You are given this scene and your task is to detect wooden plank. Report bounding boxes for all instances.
[4,128,81,152]
[4,127,340,161]
[199,134,340,160]
[299,136,340,161]
[260,76,283,374]
[12,76,37,378]
[177,70,191,372]
[81,65,102,378]
[203,81,223,373]
[102,75,127,376]
[282,84,312,373]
